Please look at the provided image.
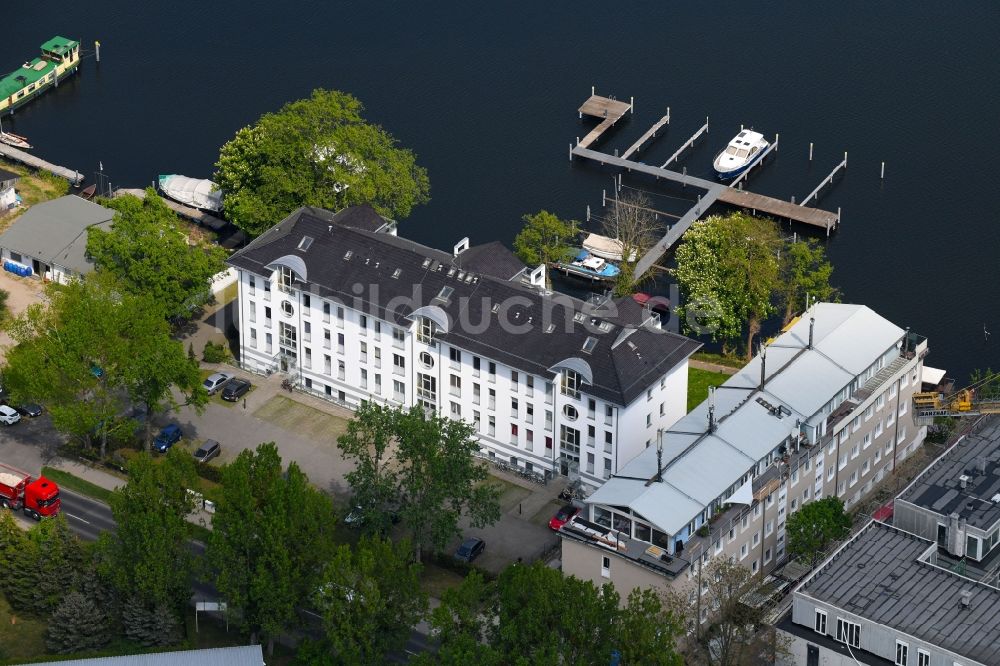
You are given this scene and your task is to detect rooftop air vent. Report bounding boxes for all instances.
[546,324,555,333]
[959,474,970,489]
[298,236,314,251]
[599,321,613,332]
[392,268,402,279]
[422,258,432,269]
[343,250,353,261]
[448,267,456,277]
[457,271,465,281]
[960,589,972,609]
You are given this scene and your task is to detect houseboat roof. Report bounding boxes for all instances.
[40,36,80,56]
[0,59,56,100]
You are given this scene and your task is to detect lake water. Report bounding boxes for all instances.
[6,1,999,382]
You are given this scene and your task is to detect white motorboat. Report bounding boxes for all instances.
[157,174,223,212]
[713,130,769,179]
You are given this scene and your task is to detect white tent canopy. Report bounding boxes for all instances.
[582,233,636,262]
[158,175,223,213]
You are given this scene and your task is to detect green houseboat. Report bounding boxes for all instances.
[0,37,81,116]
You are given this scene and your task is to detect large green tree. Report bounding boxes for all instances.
[312,535,427,664]
[96,448,198,642]
[207,443,338,655]
[215,89,430,236]
[785,496,851,568]
[88,189,228,321]
[421,564,683,666]
[0,513,86,616]
[338,405,501,561]
[3,274,206,454]
[513,210,578,273]
[336,401,402,536]
[776,237,838,325]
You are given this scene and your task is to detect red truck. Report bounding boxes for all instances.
[0,463,60,520]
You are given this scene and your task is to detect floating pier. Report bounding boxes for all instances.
[570,93,843,279]
[114,187,227,231]
[0,143,84,185]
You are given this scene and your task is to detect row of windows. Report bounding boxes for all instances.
[814,609,933,665]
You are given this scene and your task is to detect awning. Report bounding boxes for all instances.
[921,366,947,387]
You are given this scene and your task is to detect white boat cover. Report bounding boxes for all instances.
[159,175,223,212]
[582,233,635,262]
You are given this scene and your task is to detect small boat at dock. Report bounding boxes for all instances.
[582,232,636,262]
[713,129,769,179]
[553,249,621,283]
[0,118,31,150]
[76,184,97,200]
[157,174,223,213]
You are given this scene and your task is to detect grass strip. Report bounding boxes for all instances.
[40,466,114,503]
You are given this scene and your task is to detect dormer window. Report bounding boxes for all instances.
[278,265,295,293]
[561,370,581,399]
[417,316,436,346]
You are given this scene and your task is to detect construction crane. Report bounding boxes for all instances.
[913,372,1000,422]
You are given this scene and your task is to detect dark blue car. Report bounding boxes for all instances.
[153,424,182,452]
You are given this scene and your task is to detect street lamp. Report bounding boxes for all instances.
[656,428,664,482]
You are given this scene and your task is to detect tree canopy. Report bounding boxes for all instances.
[337,404,501,561]
[88,190,228,321]
[785,496,852,567]
[3,274,206,455]
[602,190,661,297]
[421,563,683,665]
[513,210,578,270]
[215,89,430,236]
[672,213,837,357]
[207,442,338,654]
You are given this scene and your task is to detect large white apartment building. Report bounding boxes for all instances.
[560,303,932,609]
[226,205,700,489]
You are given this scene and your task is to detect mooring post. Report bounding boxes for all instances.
[591,85,595,96]
[775,133,779,151]
[569,143,573,161]
[95,40,101,63]
[791,195,796,205]
[587,204,591,222]
[682,166,687,188]
[706,115,709,132]
[618,173,622,191]
[844,151,848,168]
[614,148,619,157]
[881,161,885,179]
[809,142,813,161]
[603,189,607,207]
[576,136,580,146]
[630,96,634,114]
[666,106,670,124]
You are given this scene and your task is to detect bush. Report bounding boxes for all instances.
[202,341,229,363]
[194,462,223,484]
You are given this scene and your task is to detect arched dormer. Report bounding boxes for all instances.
[408,305,450,346]
[266,254,308,287]
[548,357,594,399]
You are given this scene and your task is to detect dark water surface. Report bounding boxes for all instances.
[6,2,1000,382]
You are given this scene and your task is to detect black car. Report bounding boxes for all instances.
[15,403,43,417]
[222,378,252,401]
[454,537,486,563]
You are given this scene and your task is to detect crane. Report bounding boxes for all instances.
[913,372,1000,421]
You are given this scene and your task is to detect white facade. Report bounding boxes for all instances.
[233,266,690,488]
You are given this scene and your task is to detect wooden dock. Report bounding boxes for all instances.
[576,94,633,149]
[0,143,84,185]
[114,188,228,231]
[569,92,843,279]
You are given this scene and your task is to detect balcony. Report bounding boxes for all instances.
[560,518,693,579]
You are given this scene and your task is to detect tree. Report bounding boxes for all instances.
[423,563,683,666]
[120,595,183,646]
[785,496,851,568]
[776,237,837,325]
[88,189,228,321]
[336,401,404,536]
[3,274,207,454]
[603,190,661,297]
[207,442,338,655]
[96,449,198,636]
[45,584,116,653]
[339,405,500,561]
[313,535,427,664]
[512,210,578,277]
[0,514,86,616]
[215,89,430,236]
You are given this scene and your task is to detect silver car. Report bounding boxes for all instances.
[202,372,233,395]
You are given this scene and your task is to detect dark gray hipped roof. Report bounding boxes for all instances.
[229,206,699,405]
[898,424,1000,530]
[0,167,19,182]
[28,645,264,666]
[0,195,114,274]
[799,521,1000,664]
[455,241,526,281]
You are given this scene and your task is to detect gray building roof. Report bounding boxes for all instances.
[587,303,906,534]
[27,645,264,666]
[454,241,526,281]
[897,425,1000,531]
[227,206,699,405]
[0,167,19,183]
[0,195,114,274]
[798,520,1000,665]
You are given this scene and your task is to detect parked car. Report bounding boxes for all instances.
[221,378,251,402]
[15,403,43,418]
[344,502,401,528]
[548,503,581,531]
[153,424,183,452]
[454,537,486,563]
[0,405,20,426]
[202,372,233,396]
[193,439,221,463]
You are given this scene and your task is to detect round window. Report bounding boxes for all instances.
[281,300,294,316]
[563,405,579,421]
[419,351,435,368]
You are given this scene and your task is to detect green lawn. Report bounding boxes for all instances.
[40,466,115,503]
[253,395,350,442]
[688,367,733,412]
[0,594,47,662]
[691,351,745,370]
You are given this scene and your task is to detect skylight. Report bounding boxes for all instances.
[392,268,402,279]
[343,250,353,260]
[298,236,314,251]
[582,337,598,353]
[435,286,454,303]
